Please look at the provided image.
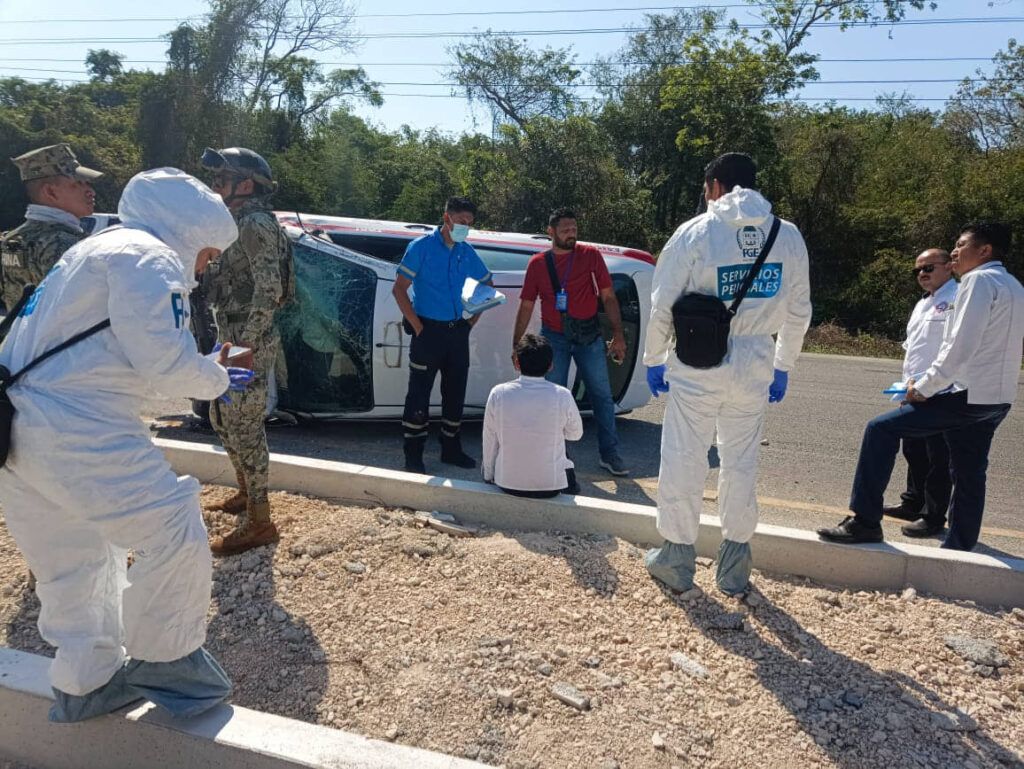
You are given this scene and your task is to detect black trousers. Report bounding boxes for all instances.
[402,318,470,443]
[500,469,578,498]
[189,283,219,425]
[850,391,1010,551]
[898,435,952,524]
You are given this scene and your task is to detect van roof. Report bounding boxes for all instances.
[275,212,655,265]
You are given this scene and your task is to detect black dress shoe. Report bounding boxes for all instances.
[882,504,921,522]
[817,515,884,544]
[901,518,946,538]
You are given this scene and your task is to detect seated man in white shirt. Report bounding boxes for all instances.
[882,248,957,538]
[819,222,1024,551]
[482,333,583,497]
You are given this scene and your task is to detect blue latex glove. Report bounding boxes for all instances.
[218,367,254,404]
[646,365,670,398]
[206,341,226,361]
[768,368,788,403]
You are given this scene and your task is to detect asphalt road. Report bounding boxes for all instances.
[148,352,1024,558]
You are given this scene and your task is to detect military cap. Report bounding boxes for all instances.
[10,143,103,183]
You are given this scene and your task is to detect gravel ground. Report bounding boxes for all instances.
[2,488,1023,769]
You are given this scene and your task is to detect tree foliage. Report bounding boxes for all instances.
[946,39,1024,152]
[1,0,1020,342]
[85,50,125,82]
[752,0,939,56]
[447,35,581,130]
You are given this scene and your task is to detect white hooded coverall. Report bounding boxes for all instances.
[644,187,812,546]
[0,169,237,697]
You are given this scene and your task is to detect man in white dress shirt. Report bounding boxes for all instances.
[482,333,583,497]
[882,248,958,538]
[820,222,1024,551]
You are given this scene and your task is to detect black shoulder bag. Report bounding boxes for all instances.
[670,216,781,369]
[0,286,111,467]
[544,250,602,345]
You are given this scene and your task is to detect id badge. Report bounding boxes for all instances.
[555,289,568,312]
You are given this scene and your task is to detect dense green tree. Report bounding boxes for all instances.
[594,9,720,234]
[463,116,652,247]
[85,50,125,83]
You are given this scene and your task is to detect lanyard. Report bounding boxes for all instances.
[448,248,458,318]
[446,243,466,319]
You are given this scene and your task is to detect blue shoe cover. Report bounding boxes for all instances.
[644,542,696,592]
[716,539,752,596]
[125,647,232,719]
[49,666,144,723]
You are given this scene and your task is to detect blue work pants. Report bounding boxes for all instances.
[541,326,619,461]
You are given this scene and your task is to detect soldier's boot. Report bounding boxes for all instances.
[210,501,279,557]
[440,434,476,469]
[206,472,248,515]
[404,436,427,474]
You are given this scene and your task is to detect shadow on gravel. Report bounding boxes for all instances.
[3,535,331,728]
[513,530,621,598]
[203,538,329,725]
[675,588,1020,769]
[3,577,48,659]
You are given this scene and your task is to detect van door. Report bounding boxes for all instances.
[370,275,416,417]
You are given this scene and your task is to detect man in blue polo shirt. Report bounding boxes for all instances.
[393,197,492,473]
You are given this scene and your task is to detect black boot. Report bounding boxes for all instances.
[562,468,580,495]
[882,503,920,522]
[902,517,946,538]
[440,434,476,469]
[404,437,426,474]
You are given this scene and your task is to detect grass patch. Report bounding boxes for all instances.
[804,321,904,359]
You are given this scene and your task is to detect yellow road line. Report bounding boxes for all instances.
[629,477,1024,542]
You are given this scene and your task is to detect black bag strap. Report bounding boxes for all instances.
[4,318,111,388]
[543,250,561,293]
[728,216,781,316]
[0,284,36,343]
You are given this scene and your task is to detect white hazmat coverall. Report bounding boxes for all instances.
[0,169,237,709]
[643,187,811,592]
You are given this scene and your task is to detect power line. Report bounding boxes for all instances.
[0,56,1004,66]
[0,17,1021,45]
[0,0,986,23]
[1,66,1011,87]
[0,5,761,24]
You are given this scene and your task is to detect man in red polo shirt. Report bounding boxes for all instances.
[512,208,629,476]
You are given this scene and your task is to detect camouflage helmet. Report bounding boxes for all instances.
[200,147,276,193]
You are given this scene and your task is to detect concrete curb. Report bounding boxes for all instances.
[0,647,486,769]
[159,438,1024,609]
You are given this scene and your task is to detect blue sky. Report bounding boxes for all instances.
[1,0,1022,136]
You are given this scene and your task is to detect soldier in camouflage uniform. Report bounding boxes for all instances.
[1,144,102,312]
[201,147,292,556]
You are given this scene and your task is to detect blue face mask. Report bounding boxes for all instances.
[450,223,470,243]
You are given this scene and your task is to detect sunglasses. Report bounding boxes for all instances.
[912,263,947,276]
